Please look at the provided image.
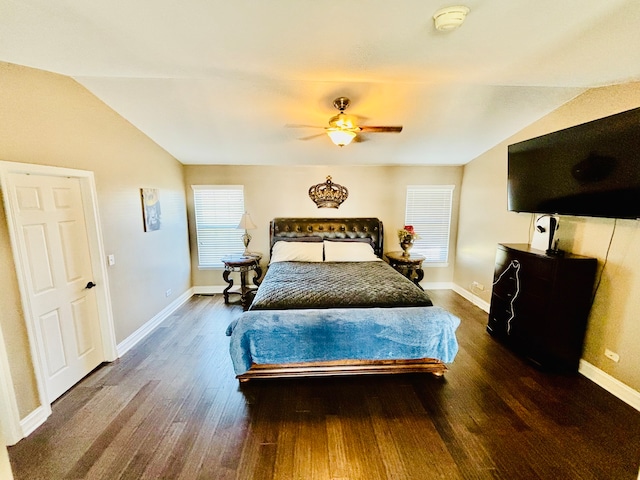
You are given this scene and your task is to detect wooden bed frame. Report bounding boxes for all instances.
[236,217,448,382]
[237,358,446,382]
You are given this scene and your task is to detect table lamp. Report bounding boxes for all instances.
[237,212,257,255]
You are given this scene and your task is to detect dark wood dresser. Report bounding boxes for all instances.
[487,243,597,373]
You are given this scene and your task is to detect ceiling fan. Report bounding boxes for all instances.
[290,97,403,147]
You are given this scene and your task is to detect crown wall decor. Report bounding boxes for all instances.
[308,176,349,208]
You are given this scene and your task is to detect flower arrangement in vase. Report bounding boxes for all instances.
[397,225,419,256]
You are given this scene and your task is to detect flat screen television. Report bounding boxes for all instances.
[508,106,640,219]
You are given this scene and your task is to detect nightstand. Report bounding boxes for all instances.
[385,251,426,288]
[221,254,262,310]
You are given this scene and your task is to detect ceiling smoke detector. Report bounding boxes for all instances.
[433,5,470,31]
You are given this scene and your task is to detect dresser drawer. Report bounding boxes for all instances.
[493,259,553,300]
[488,296,511,335]
[488,244,597,372]
[496,245,554,281]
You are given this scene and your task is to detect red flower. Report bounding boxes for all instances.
[404,225,415,233]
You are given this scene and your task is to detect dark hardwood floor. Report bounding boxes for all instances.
[9,290,640,479]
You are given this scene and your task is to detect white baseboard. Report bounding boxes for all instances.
[110,285,640,423]
[579,360,640,413]
[421,281,454,290]
[410,283,640,415]
[12,289,197,445]
[116,288,194,357]
[451,284,491,313]
[192,285,226,295]
[19,405,50,440]
[13,284,640,450]
[449,285,640,413]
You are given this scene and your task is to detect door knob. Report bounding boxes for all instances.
[85,281,97,289]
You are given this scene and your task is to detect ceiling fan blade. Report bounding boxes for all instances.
[298,133,326,141]
[359,126,403,133]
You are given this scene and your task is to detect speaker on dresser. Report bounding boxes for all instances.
[531,215,560,254]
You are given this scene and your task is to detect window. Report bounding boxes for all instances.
[404,185,454,265]
[192,185,245,268]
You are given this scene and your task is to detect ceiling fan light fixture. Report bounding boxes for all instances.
[329,113,356,130]
[291,96,402,145]
[433,5,470,31]
[327,129,357,147]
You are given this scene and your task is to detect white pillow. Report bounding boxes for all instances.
[270,241,324,263]
[323,241,381,262]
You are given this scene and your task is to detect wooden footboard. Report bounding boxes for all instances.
[236,358,446,382]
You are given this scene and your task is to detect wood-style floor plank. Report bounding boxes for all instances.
[8,291,640,479]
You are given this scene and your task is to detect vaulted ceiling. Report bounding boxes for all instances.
[2,1,640,166]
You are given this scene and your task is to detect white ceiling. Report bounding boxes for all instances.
[2,0,640,166]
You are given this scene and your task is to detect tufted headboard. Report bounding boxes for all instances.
[270,218,384,258]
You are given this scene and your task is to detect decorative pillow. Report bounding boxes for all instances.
[323,241,381,262]
[270,241,324,263]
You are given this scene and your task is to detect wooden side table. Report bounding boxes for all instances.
[221,254,262,311]
[385,251,426,288]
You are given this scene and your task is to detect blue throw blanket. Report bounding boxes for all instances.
[225,306,460,375]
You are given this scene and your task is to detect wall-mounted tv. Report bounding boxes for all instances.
[508,106,640,219]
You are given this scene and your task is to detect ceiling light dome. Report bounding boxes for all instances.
[433,5,470,31]
[327,129,357,147]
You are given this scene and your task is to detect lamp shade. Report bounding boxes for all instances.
[237,212,257,230]
[327,129,357,147]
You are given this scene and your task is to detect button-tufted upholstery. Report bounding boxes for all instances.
[270,218,383,258]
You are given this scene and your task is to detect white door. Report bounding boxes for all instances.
[7,173,104,402]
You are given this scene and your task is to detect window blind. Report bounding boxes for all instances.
[404,185,454,265]
[192,185,245,268]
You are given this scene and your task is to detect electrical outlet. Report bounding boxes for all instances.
[165,289,172,297]
[472,281,485,291]
[604,349,620,362]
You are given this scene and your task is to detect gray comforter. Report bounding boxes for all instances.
[249,261,432,310]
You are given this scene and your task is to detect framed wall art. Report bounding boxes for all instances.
[141,188,161,231]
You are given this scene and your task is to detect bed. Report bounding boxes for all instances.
[225,217,460,382]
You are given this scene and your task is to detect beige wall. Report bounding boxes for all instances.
[0,62,191,418]
[184,165,463,287]
[456,82,640,392]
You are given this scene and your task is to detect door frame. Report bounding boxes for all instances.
[0,161,117,445]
